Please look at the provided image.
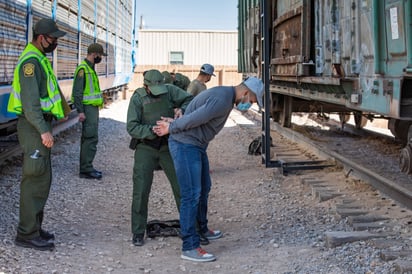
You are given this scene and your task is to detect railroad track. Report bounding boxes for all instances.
[0,134,20,166]
[245,108,412,211]
[0,112,79,167]
[242,110,412,270]
[270,121,412,210]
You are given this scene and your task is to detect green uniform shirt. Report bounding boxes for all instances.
[127,84,193,140]
[19,57,52,134]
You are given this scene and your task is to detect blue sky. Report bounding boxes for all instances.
[135,0,238,30]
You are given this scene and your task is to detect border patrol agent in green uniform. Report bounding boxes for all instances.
[71,43,107,180]
[7,18,68,251]
[161,71,173,84]
[126,69,193,246]
[173,72,191,90]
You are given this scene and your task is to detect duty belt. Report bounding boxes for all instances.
[143,136,169,150]
[43,113,54,122]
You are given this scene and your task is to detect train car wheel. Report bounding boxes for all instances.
[270,94,292,127]
[271,111,281,123]
[279,96,292,127]
[388,119,410,143]
[339,113,350,123]
[339,113,350,129]
[354,112,367,129]
[400,145,412,174]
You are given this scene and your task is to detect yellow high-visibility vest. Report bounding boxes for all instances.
[7,43,65,120]
[73,61,103,107]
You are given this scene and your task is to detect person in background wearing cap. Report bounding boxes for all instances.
[7,18,69,251]
[71,43,107,180]
[161,71,173,84]
[126,69,193,246]
[173,72,191,90]
[187,64,215,97]
[153,77,264,262]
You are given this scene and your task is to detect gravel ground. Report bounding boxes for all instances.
[0,99,411,273]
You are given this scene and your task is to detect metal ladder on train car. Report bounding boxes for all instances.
[259,0,333,175]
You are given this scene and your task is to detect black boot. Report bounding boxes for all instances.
[15,236,55,251]
[40,229,55,241]
[132,233,144,246]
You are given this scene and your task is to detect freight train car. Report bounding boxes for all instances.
[238,0,412,173]
[0,0,136,131]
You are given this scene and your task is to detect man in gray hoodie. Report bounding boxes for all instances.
[154,77,264,262]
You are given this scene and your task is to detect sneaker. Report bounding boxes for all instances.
[199,233,210,245]
[181,247,216,262]
[202,229,223,240]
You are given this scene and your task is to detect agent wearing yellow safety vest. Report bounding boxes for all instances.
[7,18,68,251]
[71,43,106,180]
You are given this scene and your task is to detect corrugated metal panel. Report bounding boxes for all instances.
[0,0,27,84]
[108,0,116,36]
[0,0,133,88]
[117,1,133,42]
[81,0,95,22]
[58,0,74,8]
[237,0,260,73]
[117,2,126,40]
[55,6,79,79]
[276,0,302,17]
[136,30,238,66]
[32,0,53,19]
[96,0,107,31]
[107,32,116,75]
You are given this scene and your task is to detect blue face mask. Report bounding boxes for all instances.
[236,102,252,111]
[236,94,252,111]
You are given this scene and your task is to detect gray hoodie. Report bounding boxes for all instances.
[169,86,236,147]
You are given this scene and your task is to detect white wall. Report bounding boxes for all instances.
[136,29,238,66]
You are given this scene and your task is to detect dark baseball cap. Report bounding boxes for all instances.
[33,18,66,38]
[87,43,108,56]
[162,71,173,84]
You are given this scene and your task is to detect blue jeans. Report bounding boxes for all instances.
[168,138,211,251]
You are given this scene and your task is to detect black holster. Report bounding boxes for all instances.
[129,138,140,150]
[143,136,169,150]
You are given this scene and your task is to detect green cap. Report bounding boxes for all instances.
[87,43,108,56]
[33,18,66,38]
[174,73,190,90]
[144,69,167,95]
[162,71,173,84]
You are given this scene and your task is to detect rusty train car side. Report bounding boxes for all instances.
[238,0,412,172]
[0,0,136,129]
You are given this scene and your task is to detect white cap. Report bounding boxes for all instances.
[243,77,264,107]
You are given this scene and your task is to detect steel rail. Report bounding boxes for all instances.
[0,112,79,167]
[270,122,412,210]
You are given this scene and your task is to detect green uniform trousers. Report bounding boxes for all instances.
[131,142,181,235]
[16,116,52,239]
[80,104,99,173]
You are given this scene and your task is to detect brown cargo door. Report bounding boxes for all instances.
[271,0,312,77]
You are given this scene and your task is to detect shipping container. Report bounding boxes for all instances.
[238,0,412,172]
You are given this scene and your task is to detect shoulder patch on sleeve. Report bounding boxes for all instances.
[23,63,35,77]
[77,69,84,77]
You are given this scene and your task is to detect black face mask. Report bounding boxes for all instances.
[94,56,102,64]
[42,42,57,53]
[41,36,58,53]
